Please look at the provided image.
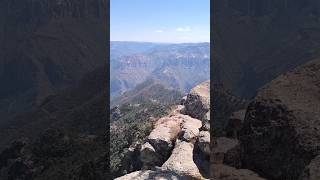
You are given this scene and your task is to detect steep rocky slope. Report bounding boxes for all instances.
[114,81,211,179]
[114,81,267,180]
[110,79,187,178]
[0,0,107,121]
[0,67,108,179]
[0,0,108,178]
[239,58,320,179]
[213,0,320,98]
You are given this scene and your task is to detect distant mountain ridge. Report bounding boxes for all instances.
[110,78,183,108]
[110,41,210,98]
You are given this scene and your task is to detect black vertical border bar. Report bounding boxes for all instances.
[210,0,214,178]
[104,0,111,178]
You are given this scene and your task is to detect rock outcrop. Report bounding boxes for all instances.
[140,142,162,168]
[184,80,210,121]
[179,115,202,142]
[161,140,203,179]
[147,115,184,159]
[212,1,320,179]
[240,58,320,179]
[115,81,211,179]
[197,131,210,156]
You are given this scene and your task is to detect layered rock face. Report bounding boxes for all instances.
[240,58,320,179]
[115,81,211,179]
[110,42,210,98]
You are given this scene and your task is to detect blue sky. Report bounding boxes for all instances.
[111,0,210,43]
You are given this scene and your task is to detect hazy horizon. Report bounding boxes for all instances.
[111,0,210,43]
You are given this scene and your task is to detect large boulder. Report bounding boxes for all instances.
[122,141,143,173]
[161,140,203,179]
[179,115,202,142]
[212,137,240,168]
[184,80,210,121]
[240,59,320,179]
[140,142,162,168]
[147,115,183,158]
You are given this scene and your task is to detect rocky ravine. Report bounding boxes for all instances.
[114,81,210,179]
